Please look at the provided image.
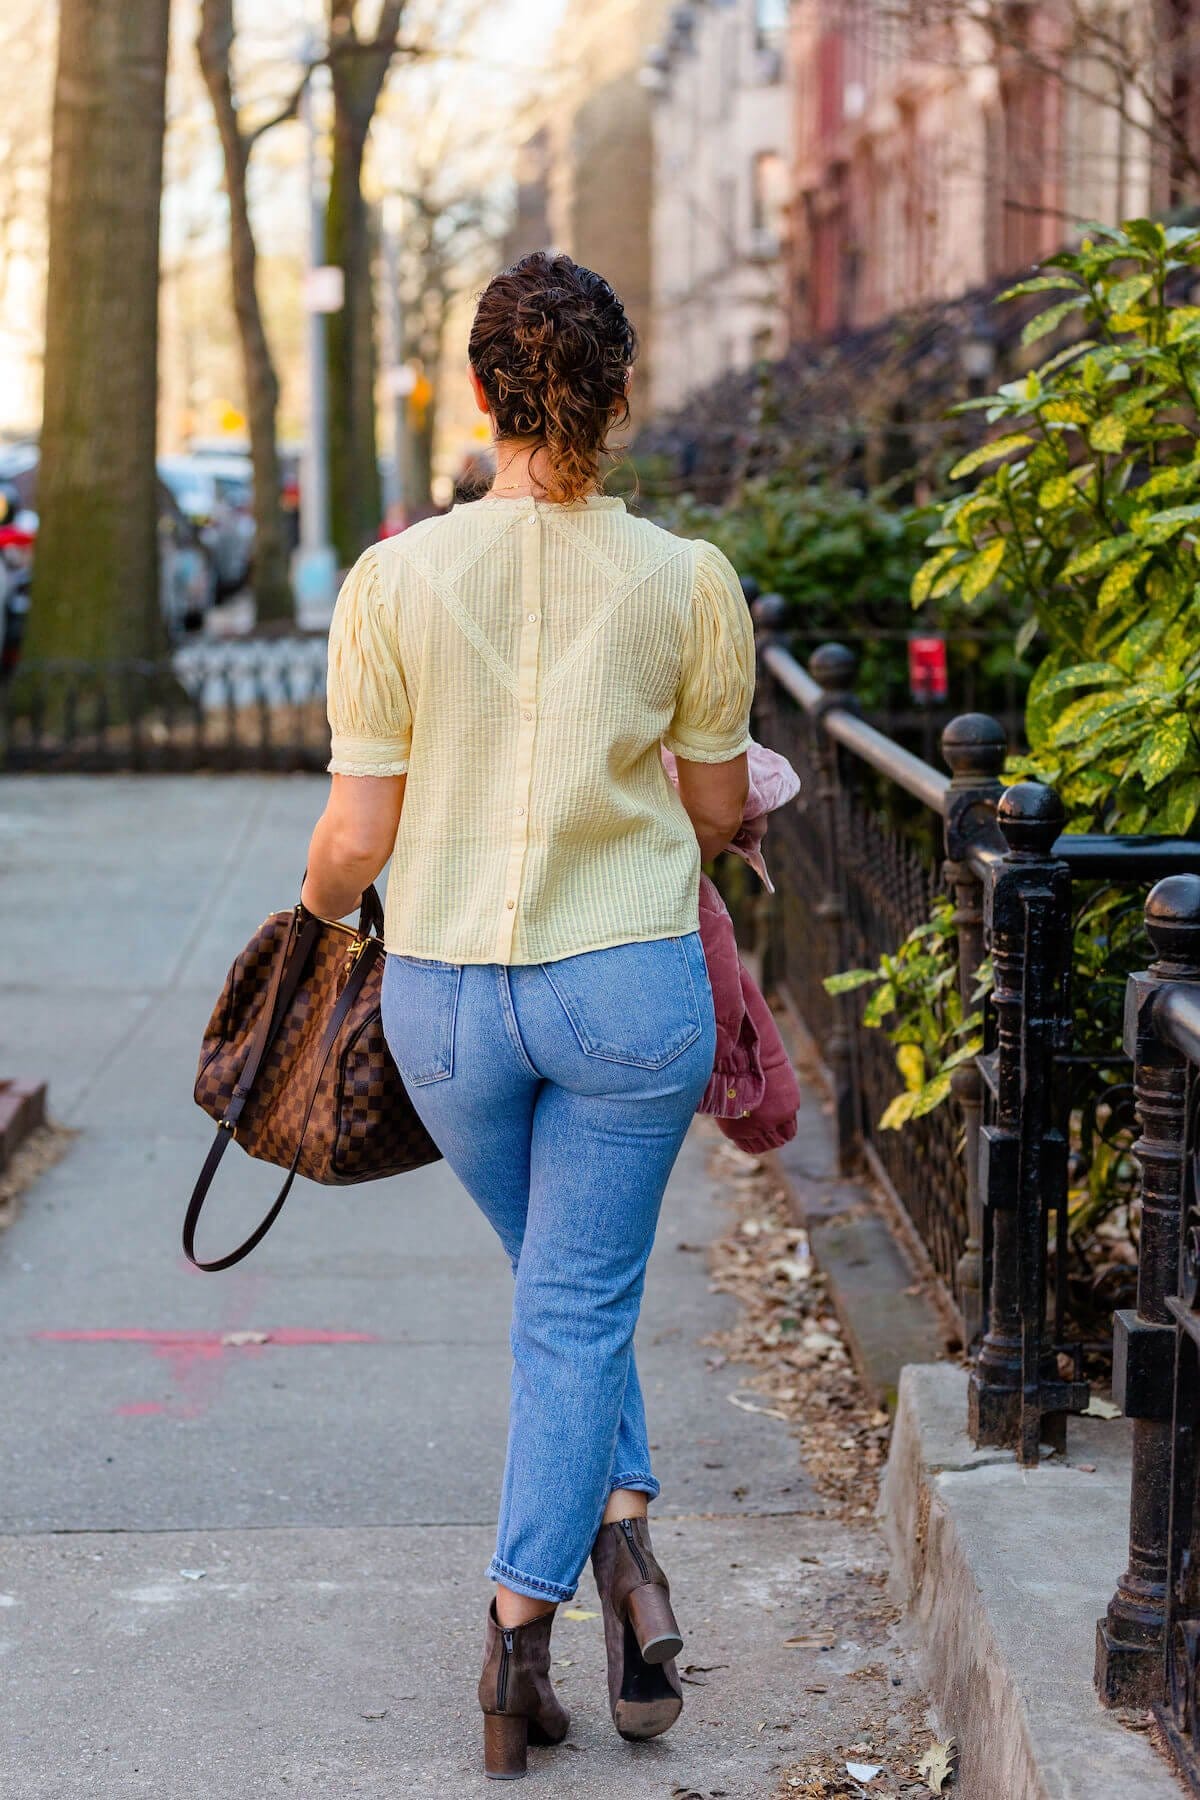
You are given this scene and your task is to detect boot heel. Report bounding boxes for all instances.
[484,1711,529,1780]
[626,1582,684,1665]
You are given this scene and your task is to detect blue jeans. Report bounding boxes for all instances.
[381,932,716,1603]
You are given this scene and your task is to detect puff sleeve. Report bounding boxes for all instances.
[325,547,412,776]
[663,539,756,762]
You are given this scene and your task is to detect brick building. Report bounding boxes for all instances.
[786,0,1194,340]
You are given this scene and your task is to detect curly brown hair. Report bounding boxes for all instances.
[468,252,638,504]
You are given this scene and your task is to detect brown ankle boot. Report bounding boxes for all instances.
[590,1518,684,1742]
[477,1600,570,1779]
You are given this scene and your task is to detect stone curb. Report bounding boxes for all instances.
[879,1364,1180,1800]
[0,1078,47,1175]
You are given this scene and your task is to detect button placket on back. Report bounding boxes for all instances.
[496,505,542,958]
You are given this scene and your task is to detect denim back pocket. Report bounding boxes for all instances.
[383,955,463,1086]
[542,937,703,1069]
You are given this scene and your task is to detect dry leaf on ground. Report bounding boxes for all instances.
[916,1738,957,1793]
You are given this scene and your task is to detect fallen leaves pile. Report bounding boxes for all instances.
[776,1728,958,1799]
[702,1138,891,1518]
[701,1131,958,1796]
[0,1122,75,1228]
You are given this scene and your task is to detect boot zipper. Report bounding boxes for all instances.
[620,1517,651,1583]
[497,1627,514,1710]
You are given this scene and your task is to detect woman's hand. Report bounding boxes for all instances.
[301,773,406,922]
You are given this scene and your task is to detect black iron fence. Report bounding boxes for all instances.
[0,638,331,773]
[1088,874,1200,1783]
[754,629,1200,1777]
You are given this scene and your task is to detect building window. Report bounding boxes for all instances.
[751,150,788,253]
[754,0,788,47]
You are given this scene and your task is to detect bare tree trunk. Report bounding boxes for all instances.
[327,109,380,560]
[198,0,293,625]
[31,0,171,661]
[325,0,404,564]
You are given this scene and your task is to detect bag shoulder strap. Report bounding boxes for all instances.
[183,903,382,1272]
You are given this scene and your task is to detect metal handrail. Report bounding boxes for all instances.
[764,640,1200,878]
[823,708,951,814]
[1155,982,1200,1067]
[1054,835,1200,877]
[762,642,822,711]
[762,641,950,814]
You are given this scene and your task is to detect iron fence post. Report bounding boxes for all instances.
[1097,875,1200,1707]
[941,713,1007,1351]
[809,642,861,1173]
[971,781,1083,1459]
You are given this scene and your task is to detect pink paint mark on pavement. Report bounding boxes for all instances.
[34,1327,378,1420]
[36,1329,377,1346]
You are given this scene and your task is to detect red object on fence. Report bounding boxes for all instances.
[908,634,948,704]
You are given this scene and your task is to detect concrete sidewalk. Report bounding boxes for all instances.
[0,778,913,1798]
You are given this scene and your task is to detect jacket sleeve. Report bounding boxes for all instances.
[663,539,756,763]
[325,547,412,776]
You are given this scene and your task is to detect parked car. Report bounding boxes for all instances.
[0,446,220,677]
[0,480,34,681]
[158,479,218,639]
[158,454,254,597]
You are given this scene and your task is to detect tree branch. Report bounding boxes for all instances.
[243,70,313,149]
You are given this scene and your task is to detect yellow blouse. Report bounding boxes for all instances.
[325,493,755,964]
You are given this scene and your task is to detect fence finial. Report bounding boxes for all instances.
[1145,873,1200,971]
[997,780,1065,858]
[941,712,1006,782]
[808,642,857,696]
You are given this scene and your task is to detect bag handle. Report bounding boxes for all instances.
[183,885,384,1272]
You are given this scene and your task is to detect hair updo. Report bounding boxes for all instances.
[468,252,638,504]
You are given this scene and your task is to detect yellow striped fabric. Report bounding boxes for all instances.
[326,493,755,965]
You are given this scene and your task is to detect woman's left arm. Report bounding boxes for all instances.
[301,774,406,921]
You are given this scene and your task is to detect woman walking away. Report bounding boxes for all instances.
[300,252,754,1779]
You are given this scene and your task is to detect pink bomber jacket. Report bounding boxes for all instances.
[661,743,802,1154]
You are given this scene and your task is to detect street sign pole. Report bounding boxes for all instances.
[294,58,338,629]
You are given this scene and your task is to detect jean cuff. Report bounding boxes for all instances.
[487,1555,577,1604]
[609,1471,660,1500]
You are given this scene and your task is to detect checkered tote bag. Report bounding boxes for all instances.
[186,885,440,1270]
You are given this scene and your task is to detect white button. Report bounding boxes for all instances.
[515,805,526,817]
[525,514,537,525]
[505,899,515,910]
[522,708,534,720]
[527,612,538,622]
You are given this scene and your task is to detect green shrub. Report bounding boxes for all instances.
[667,478,927,630]
[841,217,1200,1168]
[914,216,1200,838]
